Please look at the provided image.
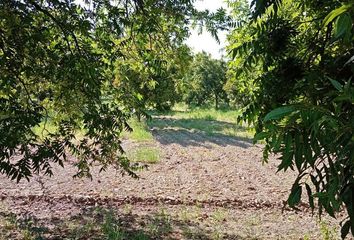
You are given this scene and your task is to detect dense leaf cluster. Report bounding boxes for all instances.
[229,0,354,237]
[0,0,152,181]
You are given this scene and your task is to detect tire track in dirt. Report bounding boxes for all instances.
[0,194,311,211]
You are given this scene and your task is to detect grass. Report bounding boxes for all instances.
[319,221,339,240]
[149,117,253,139]
[31,120,57,139]
[32,104,252,142]
[148,104,254,139]
[122,118,160,164]
[150,103,242,123]
[32,116,154,144]
[32,119,88,141]
[123,117,154,142]
[0,205,340,240]
[128,147,160,164]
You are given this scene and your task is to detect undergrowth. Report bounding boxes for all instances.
[128,147,160,164]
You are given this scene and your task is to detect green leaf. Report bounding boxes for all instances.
[264,106,298,122]
[328,77,343,91]
[254,131,271,141]
[305,183,314,212]
[341,220,351,239]
[294,132,303,171]
[334,13,352,40]
[304,143,314,167]
[323,4,352,27]
[288,184,302,207]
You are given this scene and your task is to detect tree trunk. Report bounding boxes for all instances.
[215,93,219,110]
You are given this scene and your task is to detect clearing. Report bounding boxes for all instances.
[0,108,342,239]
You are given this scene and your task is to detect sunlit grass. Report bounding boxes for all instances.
[32,120,86,141]
[171,108,240,123]
[31,105,253,143]
[153,103,242,123]
[128,147,160,164]
[148,104,254,139]
[123,118,154,142]
[32,120,57,139]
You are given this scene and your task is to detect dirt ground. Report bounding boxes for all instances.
[0,116,345,239]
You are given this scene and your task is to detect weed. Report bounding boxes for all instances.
[178,206,202,223]
[319,221,339,240]
[128,147,160,164]
[70,219,97,239]
[98,209,151,240]
[211,230,224,240]
[147,208,172,237]
[122,204,133,215]
[211,208,228,223]
[22,230,34,240]
[303,234,311,240]
[0,213,38,240]
[102,211,127,240]
[245,215,261,227]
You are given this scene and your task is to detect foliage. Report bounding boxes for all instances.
[229,0,354,237]
[0,0,229,181]
[224,0,259,107]
[0,0,135,181]
[183,52,228,109]
[114,23,193,112]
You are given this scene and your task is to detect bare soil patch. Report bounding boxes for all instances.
[0,116,342,239]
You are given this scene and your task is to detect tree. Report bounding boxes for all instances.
[0,0,229,181]
[224,0,259,107]
[114,33,193,112]
[183,52,228,109]
[229,0,354,237]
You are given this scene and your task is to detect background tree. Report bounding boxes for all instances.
[114,35,192,112]
[229,0,354,237]
[224,0,258,107]
[183,52,228,109]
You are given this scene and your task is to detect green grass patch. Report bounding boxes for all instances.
[123,118,154,142]
[150,104,241,123]
[149,117,253,139]
[148,105,254,139]
[31,120,57,139]
[32,116,153,143]
[128,147,160,164]
[170,108,241,123]
[32,119,87,141]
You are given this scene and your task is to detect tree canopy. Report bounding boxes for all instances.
[0,0,228,181]
[183,52,228,109]
[228,0,354,237]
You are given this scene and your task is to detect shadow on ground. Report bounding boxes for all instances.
[0,207,252,240]
[149,117,253,148]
